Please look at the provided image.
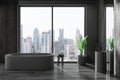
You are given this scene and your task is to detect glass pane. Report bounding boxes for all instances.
[53,7,85,62]
[20,7,52,53]
[106,7,114,49]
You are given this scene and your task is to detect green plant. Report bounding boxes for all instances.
[76,36,87,55]
[109,37,114,52]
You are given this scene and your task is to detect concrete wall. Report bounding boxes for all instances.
[114,0,120,77]
[98,0,106,50]
[0,1,18,63]
[86,3,98,64]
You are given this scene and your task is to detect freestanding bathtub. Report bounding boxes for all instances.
[5,53,54,71]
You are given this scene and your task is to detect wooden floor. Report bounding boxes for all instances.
[0,63,118,80]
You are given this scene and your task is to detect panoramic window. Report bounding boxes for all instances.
[106,7,114,49]
[20,7,85,62]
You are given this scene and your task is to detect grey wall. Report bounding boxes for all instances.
[0,1,18,63]
[114,0,120,77]
[98,0,106,50]
[86,3,98,64]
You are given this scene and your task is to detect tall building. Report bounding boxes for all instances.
[64,38,74,45]
[76,28,83,41]
[41,30,52,53]
[58,29,64,52]
[64,45,76,59]
[33,28,40,53]
[58,29,64,41]
[22,37,33,53]
[21,38,25,53]
[20,25,23,53]
[54,41,60,56]
[48,30,52,53]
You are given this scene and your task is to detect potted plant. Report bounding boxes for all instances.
[76,36,87,65]
[109,37,114,52]
[109,37,114,74]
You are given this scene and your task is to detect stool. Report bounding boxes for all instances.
[57,54,64,65]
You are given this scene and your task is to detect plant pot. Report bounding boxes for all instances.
[110,51,114,75]
[78,55,86,66]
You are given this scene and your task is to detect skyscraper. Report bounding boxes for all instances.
[48,30,52,53]
[41,30,52,53]
[64,45,75,59]
[76,28,83,41]
[33,28,40,53]
[54,29,65,56]
[58,29,64,41]
[58,29,64,52]
[22,37,33,53]
[20,25,23,53]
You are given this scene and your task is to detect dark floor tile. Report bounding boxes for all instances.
[0,63,118,80]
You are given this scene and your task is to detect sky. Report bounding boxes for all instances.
[106,7,114,39]
[20,7,114,56]
[20,7,84,41]
[20,7,51,38]
[53,7,84,41]
[21,7,114,41]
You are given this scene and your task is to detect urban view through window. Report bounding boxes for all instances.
[20,7,84,62]
[106,7,114,50]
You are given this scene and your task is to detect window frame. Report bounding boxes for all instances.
[17,4,86,62]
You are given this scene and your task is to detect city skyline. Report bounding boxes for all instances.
[21,27,83,61]
[20,7,84,41]
[21,25,83,41]
[21,27,83,42]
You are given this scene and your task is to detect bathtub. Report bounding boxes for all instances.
[5,53,54,71]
